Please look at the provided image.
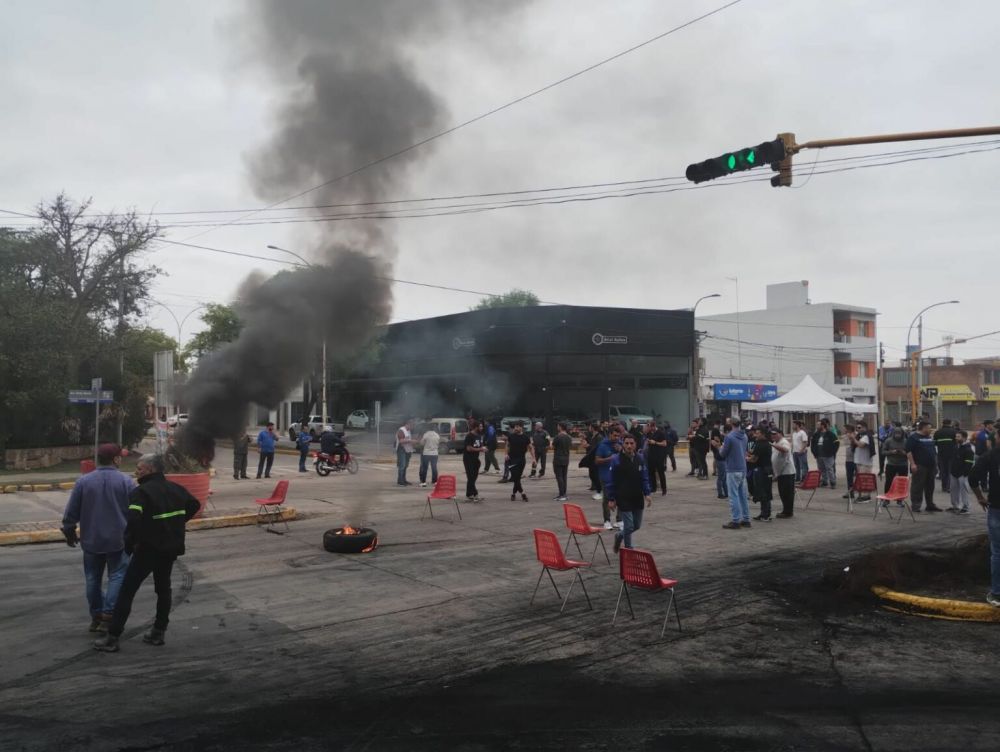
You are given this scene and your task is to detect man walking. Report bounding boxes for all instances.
[418,424,441,488]
[969,439,1000,607]
[483,420,500,475]
[596,425,622,529]
[61,444,136,633]
[606,434,652,552]
[463,420,486,501]
[949,430,975,514]
[664,422,679,472]
[529,422,550,478]
[934,418,957,493]
[505,421,534,502]
[255,422,277,479]
[395,417,415,486]
[551,422,572,501]
[720,421,750,529]
[93,454,201,652]
[906,420,942,512]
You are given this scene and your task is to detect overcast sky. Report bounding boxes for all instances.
[2,0,998,365]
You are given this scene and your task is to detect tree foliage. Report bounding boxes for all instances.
[0,194,162,460]
[471,288,540,310]
[182,303,243,362]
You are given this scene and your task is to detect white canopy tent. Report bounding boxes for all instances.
[741,375,879,414]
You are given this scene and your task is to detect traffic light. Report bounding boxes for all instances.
[769,132,796,187]
[685,138,787,184]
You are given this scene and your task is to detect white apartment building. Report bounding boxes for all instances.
[696,281,877,412]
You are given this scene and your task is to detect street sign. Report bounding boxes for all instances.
[91,377,103,391]
[68,389,114,404]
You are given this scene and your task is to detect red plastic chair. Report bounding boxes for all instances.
[563,503,611,565]
[421,475,460,522]
[849,472,879,513]
[800,470,823,509]
[255,480,290,534]
[875,475,914,523]
[530,529,592,613]
[613,548,681,637]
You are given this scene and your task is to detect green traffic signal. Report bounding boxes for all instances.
[685,138,787,183]
[727,154,736,170]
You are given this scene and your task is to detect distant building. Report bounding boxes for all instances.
[696,280,877,416]
[882,356,1000,426]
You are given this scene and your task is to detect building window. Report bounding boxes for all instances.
[856,320,872,338]
[885,371,910,386]
[985,369,1000,384]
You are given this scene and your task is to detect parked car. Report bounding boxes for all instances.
[426,417,470,453]
[499,416,531,435]
[166,413,188,427]
[290,415,325,439]
[608,405,654,427]
[345,409,370,429]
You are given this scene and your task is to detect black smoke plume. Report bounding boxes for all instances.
[179,0,510,461]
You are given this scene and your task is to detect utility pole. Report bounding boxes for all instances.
[116,251,125,445]
[878,341,886,424]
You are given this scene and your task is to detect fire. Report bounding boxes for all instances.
[361,536,378,553]
[339,526,359,535]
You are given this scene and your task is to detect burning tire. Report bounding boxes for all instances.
[323,526,378,553]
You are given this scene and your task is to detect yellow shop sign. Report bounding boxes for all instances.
[920,384,976,401]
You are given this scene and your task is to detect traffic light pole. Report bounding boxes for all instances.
[795,125,1000,152]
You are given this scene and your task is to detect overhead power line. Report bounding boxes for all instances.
[178,0,745,242]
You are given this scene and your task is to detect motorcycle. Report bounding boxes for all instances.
[313,447,359,476]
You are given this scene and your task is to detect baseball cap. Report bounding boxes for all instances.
[97,443,122,463]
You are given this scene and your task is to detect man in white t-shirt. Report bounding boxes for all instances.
[791,421,809,483]
[770,429,797,518]
[418,427,441,488]
[850,420,874,502]
[395,418,415,486]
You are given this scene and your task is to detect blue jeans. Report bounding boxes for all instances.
[988,508,1000,596]
[396,447,412,484]
[83,550,130,617]
[298,448,309,471]
[726,471,750,523]
[820,456,837,487]
[716,464,727,497]
[793,452,808,482]
[618,508,644,549]
[419,454,439,483]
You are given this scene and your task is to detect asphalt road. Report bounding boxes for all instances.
[1,451,998,751]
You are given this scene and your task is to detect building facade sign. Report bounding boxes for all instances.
[591,332,628,346]
[920,384,976,401]
[713,383,778,402]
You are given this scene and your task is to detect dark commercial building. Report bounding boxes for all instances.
[328,305,695,426]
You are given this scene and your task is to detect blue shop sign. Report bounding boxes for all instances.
[713,383,778,402]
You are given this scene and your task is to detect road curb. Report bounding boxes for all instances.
[0,508,297,547]
[871,585,1000,622]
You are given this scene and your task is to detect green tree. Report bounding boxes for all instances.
[471,288,540,310]
[183,304,243,361]
[0,195,161,461]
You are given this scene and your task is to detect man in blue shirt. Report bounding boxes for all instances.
[595,425,623,530]
[906,420,942,512]
[718,423,750,529]
[61,444,136,632]
[605,434,652,552]
[256,422,277,479]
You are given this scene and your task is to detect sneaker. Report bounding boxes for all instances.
[510,494,516,502]
[722,521,741,530]
[556,496,568,502]
[613,534,622,553]
[419,482,427,488]
[88,618,103,633]
[842,493,852,499]
[142,628,165,646]
[592,492,603,500]
[958,509,969,514]
[740,521,752,528]
[926,506,943,513]
[752,514,771,522]
[603,520,614,530]
[987,592,1000,608]
[93,634,120,652]
[855,497,872,504]
[946,508,959,513]
[613,521,624,530]
[775,512,793,519]
[474,496,485,503]
[521,494,529,502]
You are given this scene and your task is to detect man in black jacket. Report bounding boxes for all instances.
[605,435,652,553]
[948,430,975,513]
[969,440,1000,607]
[94,454,201,652]
[934,419,957,493]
